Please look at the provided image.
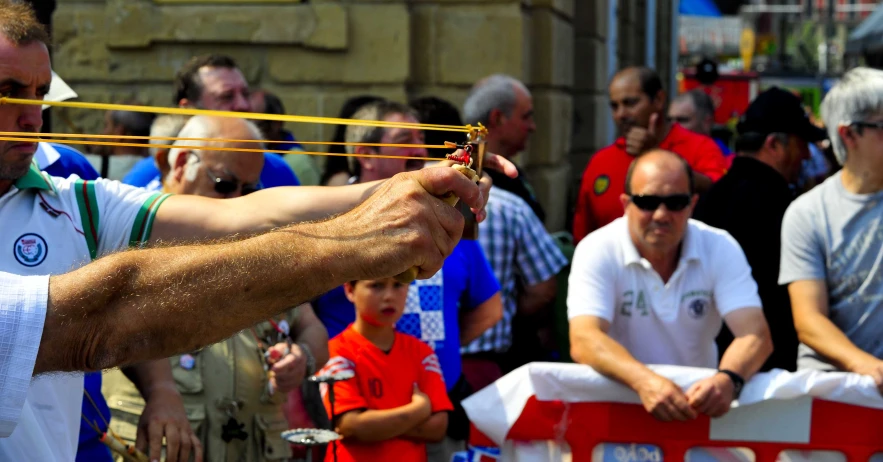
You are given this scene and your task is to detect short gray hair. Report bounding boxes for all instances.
[673,89,715,119]
[462,74,530,126]
[821,67,883,165]
[150,114,191,158]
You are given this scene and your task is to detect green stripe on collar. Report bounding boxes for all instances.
[14,162,53,192]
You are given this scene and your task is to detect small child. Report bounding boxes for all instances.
[318,278,453,462]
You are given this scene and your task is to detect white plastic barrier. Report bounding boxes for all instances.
[461,363,883,462]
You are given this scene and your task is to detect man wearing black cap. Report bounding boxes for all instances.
[693,87,827,372]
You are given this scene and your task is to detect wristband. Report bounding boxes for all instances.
[718,369,744,399]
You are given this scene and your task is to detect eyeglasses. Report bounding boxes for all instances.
[205,168,260,196]
[850,121,883,131]
[629,194,691,212]
[668,116,693,125]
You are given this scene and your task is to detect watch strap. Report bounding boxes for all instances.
[718,369,744,397]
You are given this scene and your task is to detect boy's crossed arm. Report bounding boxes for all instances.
[335,384,446,443]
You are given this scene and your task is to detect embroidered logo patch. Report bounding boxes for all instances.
[14,233,48,267]
[687,298,708,319]
[593,175,610,195]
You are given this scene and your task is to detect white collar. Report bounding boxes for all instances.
[33,142,61,170]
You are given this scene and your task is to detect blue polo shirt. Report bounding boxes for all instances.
[121,152,301,190]
[314,240,500,390]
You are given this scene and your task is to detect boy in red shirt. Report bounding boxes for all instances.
[319,278,453,462]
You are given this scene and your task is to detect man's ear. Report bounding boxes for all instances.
[838,124,858,150]
[653,90,667,112]
[354,146,375,171]
[169,149,190,182]
[178,98,193,108]
[488,108,505,129]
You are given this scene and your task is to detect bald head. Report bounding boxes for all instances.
[624,150,694,197]
[620,150,697,257]
[165,116,265,198]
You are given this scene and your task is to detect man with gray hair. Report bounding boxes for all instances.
[160,115,265,197]
[463,74,544,221]
[667,89,731,156]
[780,67,883,393]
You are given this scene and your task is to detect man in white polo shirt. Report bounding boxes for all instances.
[567,150,772,422]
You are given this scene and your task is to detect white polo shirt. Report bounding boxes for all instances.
[567,217,762,369]
[0,163,170,461]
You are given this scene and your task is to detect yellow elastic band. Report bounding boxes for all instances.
[0,97,470,132]
[0,136,450,162]
[1,131,448,150]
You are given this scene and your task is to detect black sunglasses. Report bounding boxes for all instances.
[206,168,260,196]
[629,194,691,212]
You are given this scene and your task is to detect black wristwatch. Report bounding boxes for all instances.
[718,369,745,399]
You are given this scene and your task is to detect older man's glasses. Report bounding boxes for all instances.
[629,194,691,212]
[206,168,260,196]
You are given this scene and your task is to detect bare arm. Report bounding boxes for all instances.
[789,279,879,372]
[570,315,696,421]
[121,360,178,401]
[292,303,330,369]
[149,154,518,244]
[150,182,379,243]
[402,412,448,443]
[569,315,656,389]
[35,167,479,375]
[518,278,557,316]
[459,293,503,346]
[719,307,773,380]
[336,403,431,443]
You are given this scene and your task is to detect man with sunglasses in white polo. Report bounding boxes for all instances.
[567,149,772,422]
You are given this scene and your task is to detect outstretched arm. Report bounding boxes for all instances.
[149,154,518,244]
[35,167,480,374]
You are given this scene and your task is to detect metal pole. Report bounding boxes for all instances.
[607,0,619,145]
[646,0,657,69]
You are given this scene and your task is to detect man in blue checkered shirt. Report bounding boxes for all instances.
[460,186,568,391]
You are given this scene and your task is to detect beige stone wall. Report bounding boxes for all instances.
[51,0,671,233]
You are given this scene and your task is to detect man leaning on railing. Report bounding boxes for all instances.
[566,149,773,422]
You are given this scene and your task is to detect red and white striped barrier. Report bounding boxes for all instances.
[461,363,883,461]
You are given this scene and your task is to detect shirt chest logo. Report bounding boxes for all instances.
[593,174,610,195]
[14,233,48,267]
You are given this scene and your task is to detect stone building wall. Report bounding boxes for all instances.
[51,0,673,233]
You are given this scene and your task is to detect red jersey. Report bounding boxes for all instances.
[572,124,727,243]
[319,326,453,462]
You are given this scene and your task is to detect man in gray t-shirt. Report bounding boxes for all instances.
[779,67,883,393]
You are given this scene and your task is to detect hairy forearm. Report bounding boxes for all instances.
[459,294,502,346]
[796,311,878,372]
[121,360,178,400]
[37,221,358,375]
[518,279,557,316]
[719,332,772,380]
[337,403,430,443]
[403,412,448,442]
[571,330,654,391]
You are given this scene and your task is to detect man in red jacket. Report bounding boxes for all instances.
[572,67,727,243]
